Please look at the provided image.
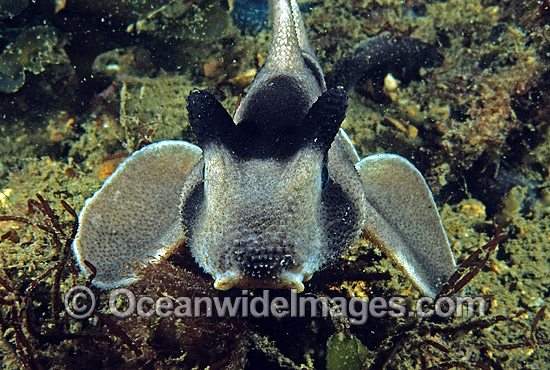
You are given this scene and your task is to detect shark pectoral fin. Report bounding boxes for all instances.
[356,154,456,298]
[73,141,202,288]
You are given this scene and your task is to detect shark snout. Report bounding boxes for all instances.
[231,237,297,280]
[210,230,313,292]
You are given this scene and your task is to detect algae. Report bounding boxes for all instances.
[0,26,68,93]
[326,332,369,370]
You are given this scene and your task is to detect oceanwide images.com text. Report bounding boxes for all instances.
[65,286,487,324]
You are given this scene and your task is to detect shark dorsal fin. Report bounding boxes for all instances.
[187,87,346,158]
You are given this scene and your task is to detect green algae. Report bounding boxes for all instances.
[326,332,369,370]
[0,26,68,93]
[67,0,228,40]
[118,75,195,143]
[132,0,229,41]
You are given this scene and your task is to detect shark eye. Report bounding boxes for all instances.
[321,163,330,188]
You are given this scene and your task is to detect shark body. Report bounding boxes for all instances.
[73,0,456,297]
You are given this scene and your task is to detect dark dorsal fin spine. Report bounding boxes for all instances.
[303,87,348,153]
[187,89,235,148]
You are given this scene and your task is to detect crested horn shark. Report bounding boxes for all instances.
[73,0,456,298]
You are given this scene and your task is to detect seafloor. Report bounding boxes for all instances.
[0,0,549,369]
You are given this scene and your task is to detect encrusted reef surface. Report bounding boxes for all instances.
[1,0,549,369]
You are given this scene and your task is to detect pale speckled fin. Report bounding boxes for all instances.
[73,141,202,288]
[356,154,456,298]
[337,128,360,163]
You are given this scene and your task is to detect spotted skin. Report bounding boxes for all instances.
[73,0,456,297]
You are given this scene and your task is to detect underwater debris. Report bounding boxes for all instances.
[0,26,68,93]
